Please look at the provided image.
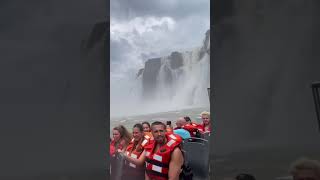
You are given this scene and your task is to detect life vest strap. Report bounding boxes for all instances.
[145,157,170,168]
[124,161,144,170]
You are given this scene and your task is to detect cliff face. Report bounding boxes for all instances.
[199,29,210,59]
[141,30,210,100]
[169,51,184,69]
[142,57,162,98]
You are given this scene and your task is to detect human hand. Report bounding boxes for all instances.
[116,150,126,159]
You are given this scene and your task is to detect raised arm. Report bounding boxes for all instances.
[168,147,184,180]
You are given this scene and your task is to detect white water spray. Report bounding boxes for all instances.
[111,31,210,118]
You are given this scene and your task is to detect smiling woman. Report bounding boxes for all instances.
[120,123,151,180]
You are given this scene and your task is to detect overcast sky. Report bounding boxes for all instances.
[110,0,210,79]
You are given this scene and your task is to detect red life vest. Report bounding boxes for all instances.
[182,123,199,137]
[166,127,173,134]
[125,135,151,169]
[144,132,154,143]
[110,144,116,156]
[144,133,182,180]
[190,122,199,127]
[197,123,211,133]
[110,139,125,156]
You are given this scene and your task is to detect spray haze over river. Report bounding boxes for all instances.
[110,31,210,119]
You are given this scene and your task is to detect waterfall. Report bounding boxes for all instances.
[152,48,210,107]
[111,30,210,118]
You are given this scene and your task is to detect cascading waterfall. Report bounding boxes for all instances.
[153,48,210,108]
[111,30,210,118]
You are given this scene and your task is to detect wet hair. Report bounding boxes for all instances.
[184,116,192,122]
[133,123,143,132]
[151,121,166,130]
[113,125,132,144]
[235,174,256,180]
[141,121,151,128]
[289,157,320,178]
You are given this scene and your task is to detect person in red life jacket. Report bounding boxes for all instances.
[110,125,131,179]
[174,117,199,137]
[142,121,154,140]
[184,116,199,128]
[142,121,151,132]
[174,117,185,130]
[110,125,131,156]
[119,121,184,180]
[121,123,151,180]
[198,111,211,133]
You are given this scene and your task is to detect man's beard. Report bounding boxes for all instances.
[155,136,165,144]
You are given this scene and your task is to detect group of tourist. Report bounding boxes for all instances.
[109,111,211,180]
